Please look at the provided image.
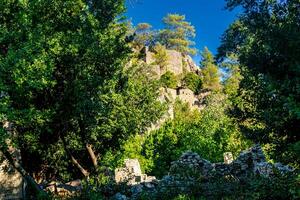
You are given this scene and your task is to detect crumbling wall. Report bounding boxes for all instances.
[115,159,156,186]
[113,145,295,199]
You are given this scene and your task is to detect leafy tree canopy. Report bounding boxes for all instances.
[0,0,165,182]
[200,47,222,91]
[218,0,300,166]
[159,14,197,55]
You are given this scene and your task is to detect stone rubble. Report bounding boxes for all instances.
[115,159,157,186]
[113,145,295,199]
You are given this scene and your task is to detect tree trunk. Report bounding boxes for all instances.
[60,136,89,177]
[70,154,90,177]
[78,119,98,169]
[1,149,46,196]
[86,143,98,169]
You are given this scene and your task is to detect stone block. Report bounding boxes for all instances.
[223,152,233,164]
[124,159,142,176]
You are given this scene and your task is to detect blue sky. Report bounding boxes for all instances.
[125,0,240,63]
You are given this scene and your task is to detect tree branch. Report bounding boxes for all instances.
[86,143,98,169]
[60,136,89,177]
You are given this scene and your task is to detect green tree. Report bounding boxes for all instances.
[117,95,250,178]
[183,72,202,94]
[200,47,222,91]
[153,43,169,70]
[222,54,243,98]
[159,14,197,55]
[132,23,155,50]
[0,0,164,185]
[218,0,300,167]
[95,62,166,157]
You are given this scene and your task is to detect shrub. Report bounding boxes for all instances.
[183,72,202,94]
[153,43,169,69]
[160,71,178,89]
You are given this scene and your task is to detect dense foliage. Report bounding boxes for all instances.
[0,0,299,199]
[160,71,178,89]
[0,0,164,185]
[200,47,222,91]
[218,0,300,167]
[183,72,202,94]
[116,96,250,178]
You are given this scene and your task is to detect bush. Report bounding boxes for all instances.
[153,43,169,69]
[117,96,250,178]
[183,72,202,94]
[160,71,178,89]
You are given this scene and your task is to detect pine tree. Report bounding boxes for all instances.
[200,47,221,91]
[159,14,197,55]
[132,23,155,50]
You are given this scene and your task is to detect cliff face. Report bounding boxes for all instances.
[142,48,209,131]
[143,47,207,111]
[144,47,200,78]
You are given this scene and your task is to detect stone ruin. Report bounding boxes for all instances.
[113,145,295,200]
[144,47,205,112]
[166,144,294,180]
[115,159,157,186]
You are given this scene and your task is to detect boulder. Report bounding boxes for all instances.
[0,152,25,200]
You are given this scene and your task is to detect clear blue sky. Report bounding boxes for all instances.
[125,0,240,63]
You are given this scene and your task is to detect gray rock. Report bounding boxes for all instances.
[111,145,294,199]
[131,184,143,194]
[114,193,127,200]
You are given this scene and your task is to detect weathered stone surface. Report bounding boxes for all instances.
[182,55,201,75]
[145,49,183,76]
[223,152,233,164]
[169,151,213,179]
[124,159,142,176]
[144,48,199,78]
[177,88,200,110]
[115,159,157,186]
[0,156,25,200]
[115,168,131,183]
[112,145,295,199]
[44,179,82,197]
[144,49,208,132]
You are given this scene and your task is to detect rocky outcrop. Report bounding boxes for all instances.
[143,48,208,132]
[44,179,82,197]
[148,87,209,132]
[163,145,294,181]
[144,47,200,78]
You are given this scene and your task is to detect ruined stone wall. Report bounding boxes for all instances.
[113,145,295,200]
